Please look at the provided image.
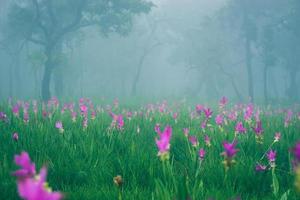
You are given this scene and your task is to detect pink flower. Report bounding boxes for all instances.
[195,104,203,115]
[55,121,63,129]
[255,163,267,171]
[117,115,124,129]
[274,132,281,142]
[12,152,36,179]
[198,148,205,160]
[228,111,237,121]
[183,128,189,137]
[80,104,88,115]
[222,141,239,158]
[189,136,198,147]
[55,121,64,133]
[17,167,63,200]
[204,135,211,147]
[215,114,224,126]
[203,107,213,119]
[267,150,276,167]
[235,122,246,134]
[12,104,20,117]
[13,132,19,141]
[156,126,172,156]
[219,96,228,108]
[244,104,253,121]
[252,121,263,136]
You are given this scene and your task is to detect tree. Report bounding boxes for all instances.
[6,0,153,100]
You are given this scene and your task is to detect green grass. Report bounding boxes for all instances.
[0,102,300,199]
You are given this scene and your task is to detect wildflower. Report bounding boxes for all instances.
[55,121,64,133]
[203,107,213,119]
[222,141,239,158]
[274,132,281,143]
[244,104,253,121]
[71,111,77,122]
[219,96,228,108]
[198,148,205,160]
[267,150,276,168]
[83,117,88,130]
[91,110,96,120]
[80,104,88,116]
[23,112,29,123]
[195,104,203,115]
[215,114,224,126]
[189,136,198,147]
[235,122,246,134]
[292,142,300,163]
[12,104,20,117]
[285,110,293,127]
[17,167,63,200]
[222,141,239,171]
[13,132,19,141]
[204,135,211,147]
[155,125,172,161]
[12,152,62,200]
[12,152,36,179]
[117,115,124,129]
[292,142,300,192]
[252,121,263,144]
[255,163,267,171]
[183,128,189,137]
[228,111,237,121]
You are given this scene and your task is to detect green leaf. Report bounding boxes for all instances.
[272,169,279,197]
[279,190,290,200]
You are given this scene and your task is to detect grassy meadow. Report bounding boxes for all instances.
[0,98,300,200]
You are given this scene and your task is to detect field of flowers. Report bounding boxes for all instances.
[1,97,300,200]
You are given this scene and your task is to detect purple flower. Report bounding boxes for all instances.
[255,163,267,171]
[12,152,36,179]
[13,132,19,141]
[55,121,64,133]
[222,141,239,158]
[235,122,246,134]
[198,148,205,160]
[203,107,213,119]
[189,136,198,147]
[117,115,124,129]
[195,104,203,115]
[292,142,300,163]
[55,121,63,129]
[219,96,228,108]
[267,150,276,163]
[215,114,224,126]
[252,121,263,136]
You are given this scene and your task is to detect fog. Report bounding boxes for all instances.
[0,0,299,103]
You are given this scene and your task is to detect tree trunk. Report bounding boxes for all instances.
[246,37,254,102]
[288,69,298,102]
[41,47,54,101]
[54,71,63,98]
[131,52,147,96]
[263,66,269,104]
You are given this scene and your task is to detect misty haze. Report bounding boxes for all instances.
[0,0,300,199]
